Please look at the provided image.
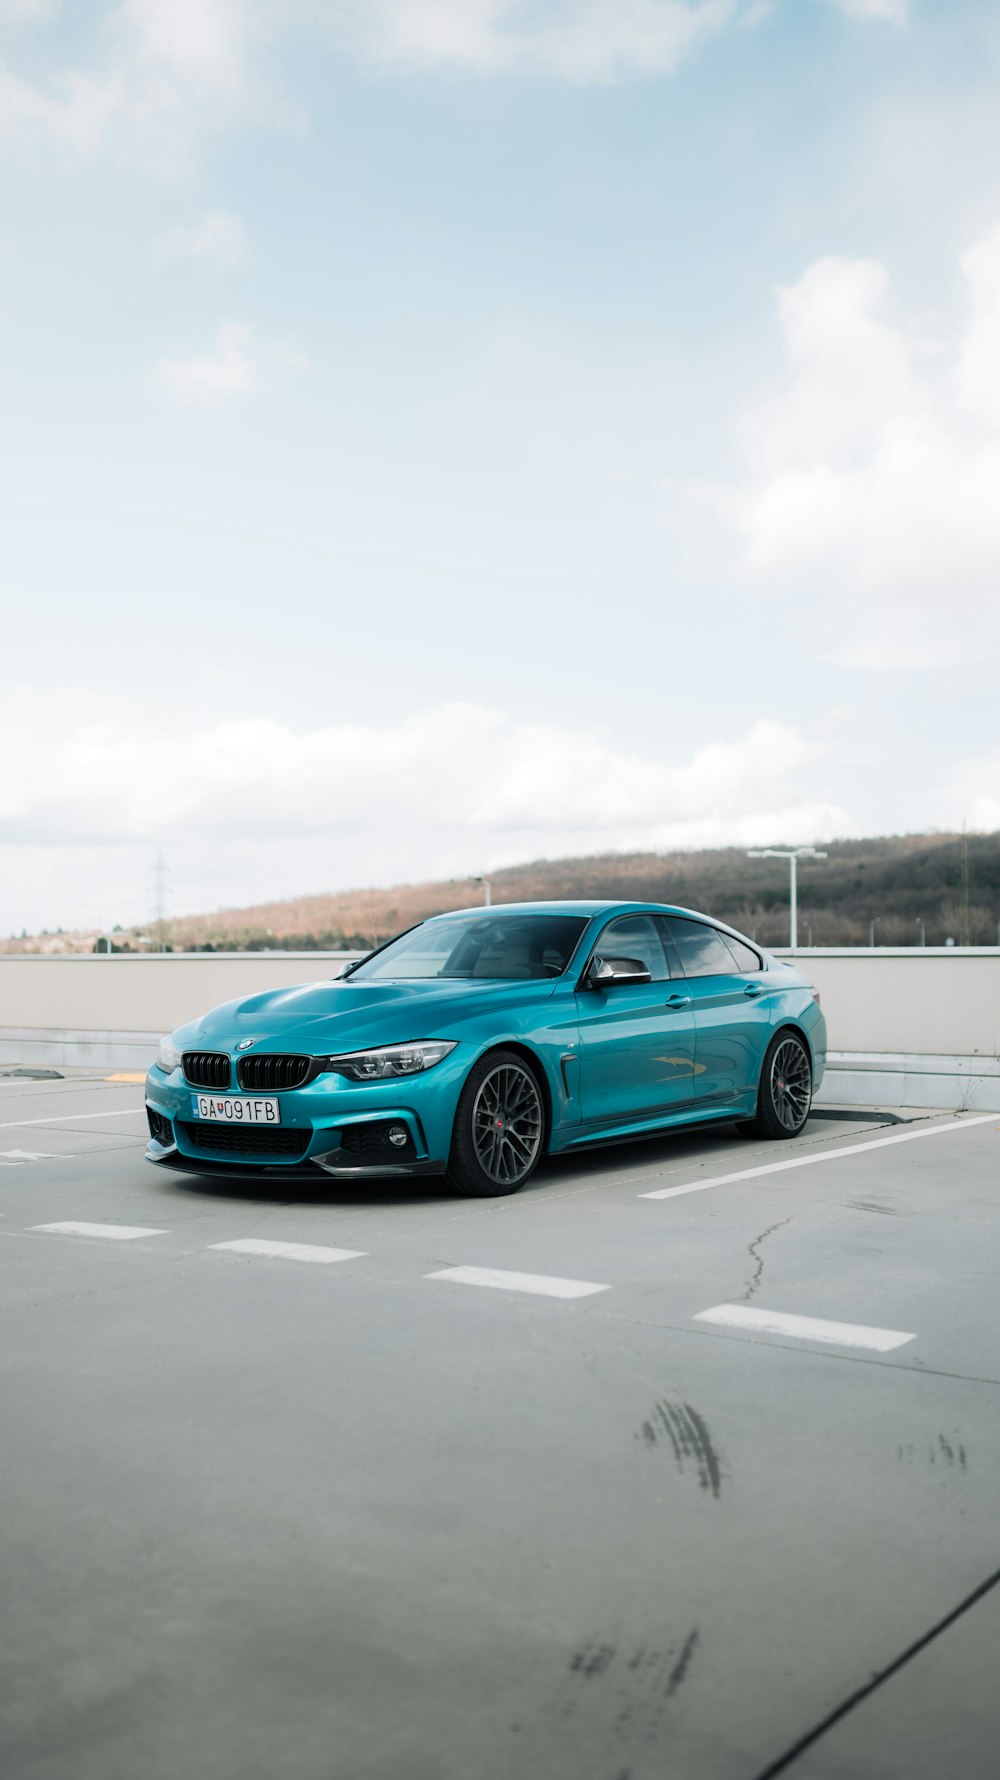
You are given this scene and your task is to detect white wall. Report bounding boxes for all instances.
[771,948,1000,1057]
[0,953,363,1069]
[772,948,1000,1111]
[2,948,999,1106]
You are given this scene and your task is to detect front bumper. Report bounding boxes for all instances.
[144,1054,467,1178]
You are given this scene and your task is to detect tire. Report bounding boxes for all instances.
[445,1050,545,1196]
[739,1030,812,1141]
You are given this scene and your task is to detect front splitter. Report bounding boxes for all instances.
[146,1145,446,1182]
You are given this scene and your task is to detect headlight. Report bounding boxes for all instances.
[156,1035,183,1074]
[325,1040,456,1081]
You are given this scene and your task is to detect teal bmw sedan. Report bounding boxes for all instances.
[145,901,826,1196]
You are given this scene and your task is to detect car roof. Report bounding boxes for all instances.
[427,900,752,934]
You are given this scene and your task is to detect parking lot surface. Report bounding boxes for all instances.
[1,1072,998,1780]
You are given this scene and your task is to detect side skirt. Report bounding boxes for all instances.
[553,1100,753,1155]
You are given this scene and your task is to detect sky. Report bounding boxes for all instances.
[1,0,999,934]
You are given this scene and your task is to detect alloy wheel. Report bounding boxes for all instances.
[471,1062,543,1187]
[769,1036,811,1131]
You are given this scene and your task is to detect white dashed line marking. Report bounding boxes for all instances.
[31,1221,169,1241]
[0,1150,66,1166]
[694,1303,917,1352]
[0,1110,142,1130]
[426,1265,610,1300]
[209,1239,366,1265]
[640,1112,999,1200]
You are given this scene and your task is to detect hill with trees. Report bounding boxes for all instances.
[158,829,999,952]
[5,830,996,954]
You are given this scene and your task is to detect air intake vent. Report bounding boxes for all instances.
[339,1120,416,1159]
[178,1121,310,1158]
[146,1107,173,1145]
[183,1052,231,1090]
[237,1054,315,1092]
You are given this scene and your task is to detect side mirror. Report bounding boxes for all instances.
[589,955,652,988]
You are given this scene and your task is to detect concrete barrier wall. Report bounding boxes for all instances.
[771,949,1000,1059]
[0,953,364,1069]
[769,948,1000,1112]
[2,948,999,1106]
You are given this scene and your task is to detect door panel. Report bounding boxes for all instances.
[658,915,771,1105]
[576,985,699,1126]
[682,975,771,1105]
[576,914,698,1128]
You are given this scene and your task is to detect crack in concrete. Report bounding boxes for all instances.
[742,1218,791,1301]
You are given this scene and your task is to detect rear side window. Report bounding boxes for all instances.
[660,916,739,979]
[722,935,762,974]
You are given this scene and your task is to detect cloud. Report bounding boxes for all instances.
[943,745,1000,836]
[112,0,256,92]
[153,322,260,404]
[362,0,738,81]
[0,63,123,154]
[830,0,908,22]
[0,0,61,22]
[687,224,1000,669]
[152,322,308,402]
[154,210,248,266]
[0,700,845,864]
[0,0,920,170]
[0,0,282,167]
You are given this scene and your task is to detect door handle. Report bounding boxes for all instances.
[744,983,763,998]
[664,993,691,1010]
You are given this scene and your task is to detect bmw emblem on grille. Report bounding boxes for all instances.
[235,1039,255,1051]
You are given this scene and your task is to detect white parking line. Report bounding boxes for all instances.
[694,1303,916,1352]
[0,1110,142,1130]
[426,1265,610,1300]
[31,1221,169,1241]
[210,1239,366,1265]
[640,1112,999,1200]
[0,1150,65,1166]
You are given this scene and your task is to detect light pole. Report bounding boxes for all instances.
[915,917,926,947]
[870,916,880,947]
[746,846,828,951]
[475,875,492,907]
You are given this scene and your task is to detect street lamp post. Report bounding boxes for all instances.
[870,917,880,947]
[746,846,828,951]
[916,917,926,947]
[475,875,492,908]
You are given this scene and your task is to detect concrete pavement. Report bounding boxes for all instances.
[1,1075,998,1780]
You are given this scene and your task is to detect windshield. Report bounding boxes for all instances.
[349,913,588,982]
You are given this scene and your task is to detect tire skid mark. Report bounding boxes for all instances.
[561,1629,701,1756]
[637,1398,725,1499]
[897,1434,968,1472]
[665,1628,699,1698]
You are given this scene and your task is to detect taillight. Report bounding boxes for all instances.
[808,983,821,1008]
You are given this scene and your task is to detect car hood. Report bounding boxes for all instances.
[181,976,560,1053]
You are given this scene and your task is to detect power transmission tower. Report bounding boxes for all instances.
[152,853,170,953]
[959,824,970,948]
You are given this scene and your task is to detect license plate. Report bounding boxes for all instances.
[191,1094,281,1125]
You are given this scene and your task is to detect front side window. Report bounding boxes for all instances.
[349,914,588,981]
[591,914,670,983]
[660,916,738,979]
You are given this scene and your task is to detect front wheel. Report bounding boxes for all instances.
[445,1050,545,1196]
[739,1031,812,1140]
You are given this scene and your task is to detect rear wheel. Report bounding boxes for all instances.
[446,1050,545,1196]
[739,1030,812,1140]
